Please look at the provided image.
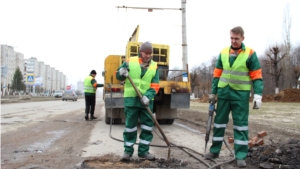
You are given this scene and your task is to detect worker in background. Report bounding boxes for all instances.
[116,41,160,161]
[84,70,103,121]
[204,26,263,168]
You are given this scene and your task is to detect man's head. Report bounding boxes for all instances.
[90,70,97,77]
[230,26,244,48]
[139,41,152,63]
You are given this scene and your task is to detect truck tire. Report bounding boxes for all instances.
[105,117,111,124]
[166,119,174,125]
[105,117,122,124]
[114,118,122,124]
[157,119,167,124]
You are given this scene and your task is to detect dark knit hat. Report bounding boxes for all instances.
[139,41,153,53]
[90,70,97,75]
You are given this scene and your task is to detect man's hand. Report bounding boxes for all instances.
[119,68,128,77]
[141,96,150,106]
[253,94,262,109]
[208,94,216,103]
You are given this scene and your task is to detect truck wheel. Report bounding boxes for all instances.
[105,117,111,124]
[157,119,167,124]
[114,118,122,124]
[166,119,174,125]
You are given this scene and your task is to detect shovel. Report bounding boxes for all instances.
[126,75,171,161]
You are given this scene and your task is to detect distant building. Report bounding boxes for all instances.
[77,80,84,93]
[1,44,67,94]
[1,45,17,88]
[16,52,24,76]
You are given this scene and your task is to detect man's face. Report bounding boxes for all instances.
[91,74,96,77]
[140,51,152,62]
[230,32,244,48]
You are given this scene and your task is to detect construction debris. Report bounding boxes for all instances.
[246,139,300,169]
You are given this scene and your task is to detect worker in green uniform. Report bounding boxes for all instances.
[204,26,263,168]
[116,41,160,161]
[84,70,103,120]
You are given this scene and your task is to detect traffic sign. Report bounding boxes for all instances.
[27,76,34,82]
[26,74,35,84]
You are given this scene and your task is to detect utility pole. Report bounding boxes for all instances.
[181,0,188,72]
[116,0,188,71]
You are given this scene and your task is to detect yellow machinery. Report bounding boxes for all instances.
[102,25,191,124]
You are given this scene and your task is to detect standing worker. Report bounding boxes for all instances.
[116,41,160,161]
[204,26,263,168]
[84,70,103,121]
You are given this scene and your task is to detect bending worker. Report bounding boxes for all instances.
[204,26,263,168]
[116,41,160,161]
[84,70,103,121]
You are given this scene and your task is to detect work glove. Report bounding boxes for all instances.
[141,96,150,106]
[208,94,216,103]
[119,68,128,77]
[253,94,262,109]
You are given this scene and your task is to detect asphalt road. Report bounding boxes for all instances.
[1,98,233,169]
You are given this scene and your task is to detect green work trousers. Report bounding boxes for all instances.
[209,98,249,160]
[123,106,154,156]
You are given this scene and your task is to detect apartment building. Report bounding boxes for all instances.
[45,64,51,92]
[1,44,67,94]
[16,52,24,76]
[1,45,17,88]
[77,80,84,93]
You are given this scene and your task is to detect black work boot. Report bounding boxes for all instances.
[204,152,219,160]
[90,115,97,120]
[85,114,89,121]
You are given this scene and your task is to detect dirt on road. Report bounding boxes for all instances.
[1,108,95,169]
[2,90,300,169]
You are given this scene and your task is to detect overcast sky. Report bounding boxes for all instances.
[1,0,299,88]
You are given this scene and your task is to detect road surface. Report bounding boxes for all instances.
[1,98,234,169]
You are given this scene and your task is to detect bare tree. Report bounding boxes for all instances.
[263,45,287,94]
[281,3,293,88]
[291,45,300,87]
[167,66,184,82]
[190,66,200,95]
[260,55,272,94]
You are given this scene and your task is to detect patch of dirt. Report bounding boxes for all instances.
[81,153,188,169]
[178,101,300,168]
[1,108,94,169]
[274,88,300,102]
[247,139,300,168]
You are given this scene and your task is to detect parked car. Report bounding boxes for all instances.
[30,93,37,96]
[43,92,50,96]
[62,90,78,101]
[53,90,64,98]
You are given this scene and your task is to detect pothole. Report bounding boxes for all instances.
[13,149,43,153]
[2,116,13,118]
[53,120,67,122]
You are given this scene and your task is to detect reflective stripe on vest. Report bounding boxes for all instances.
[84,76,96,93]
[124,56,157,97]
[218,47,251,90]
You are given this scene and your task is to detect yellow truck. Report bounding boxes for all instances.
[102,25,191,125]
